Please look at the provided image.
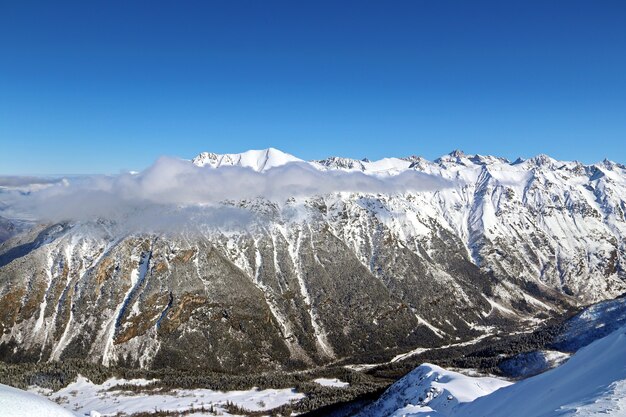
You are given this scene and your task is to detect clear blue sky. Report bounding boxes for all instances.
[1,0,625,174]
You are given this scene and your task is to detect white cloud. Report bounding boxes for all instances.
[0,156,451,232]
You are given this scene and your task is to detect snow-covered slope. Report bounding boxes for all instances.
[311,155,418,175]
[553,295,626,351]
[0,383,76,417]
[0,148,625,371]
[356,364,511,417]
[461,325,626,416]
[498,295,626,379]
[29,376,303,417]
[359,324,626,417]
[191,148,626,302]
[192,147,303,171]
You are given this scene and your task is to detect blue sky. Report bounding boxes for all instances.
[1,0,625,174]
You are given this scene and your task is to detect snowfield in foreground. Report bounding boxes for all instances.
[356,364,511,417]
[461,324,626,417]
[0,383,76,417]
[359,324,626,417]
[28,376,303,417]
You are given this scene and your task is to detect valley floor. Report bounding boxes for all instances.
[30,376,305,416]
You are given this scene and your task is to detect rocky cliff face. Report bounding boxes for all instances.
[0,150,624,372]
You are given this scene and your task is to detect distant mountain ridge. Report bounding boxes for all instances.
[192,148,303,171]
[190,147,624,174]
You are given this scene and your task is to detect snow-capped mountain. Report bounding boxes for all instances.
[311,155,420,175]
[0,148,624,372]
[194,148,626,301]
[192,147,303,171]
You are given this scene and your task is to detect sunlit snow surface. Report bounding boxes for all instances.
[0,383,76,417]
[192,148,304,171]
[357,363,511,416]
[358,324,626,417]
[29,376,303,417]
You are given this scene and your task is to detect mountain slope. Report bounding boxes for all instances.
[358,323,626,417]
[355,363,511,416]
[192,147,303,171]
[0,383,76,417]
[462,324,626,417]
[552,294,626,351]
[0,149,624,371]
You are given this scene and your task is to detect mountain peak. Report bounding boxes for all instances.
[527,154,557,167]
[192,148,302,171]
[435,149,472,165]
[313,156,366,171]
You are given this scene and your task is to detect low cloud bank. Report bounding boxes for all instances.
[0,176,64,188]
[0,157,451,231]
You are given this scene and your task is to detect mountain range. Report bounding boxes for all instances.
[0,148,624,372]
